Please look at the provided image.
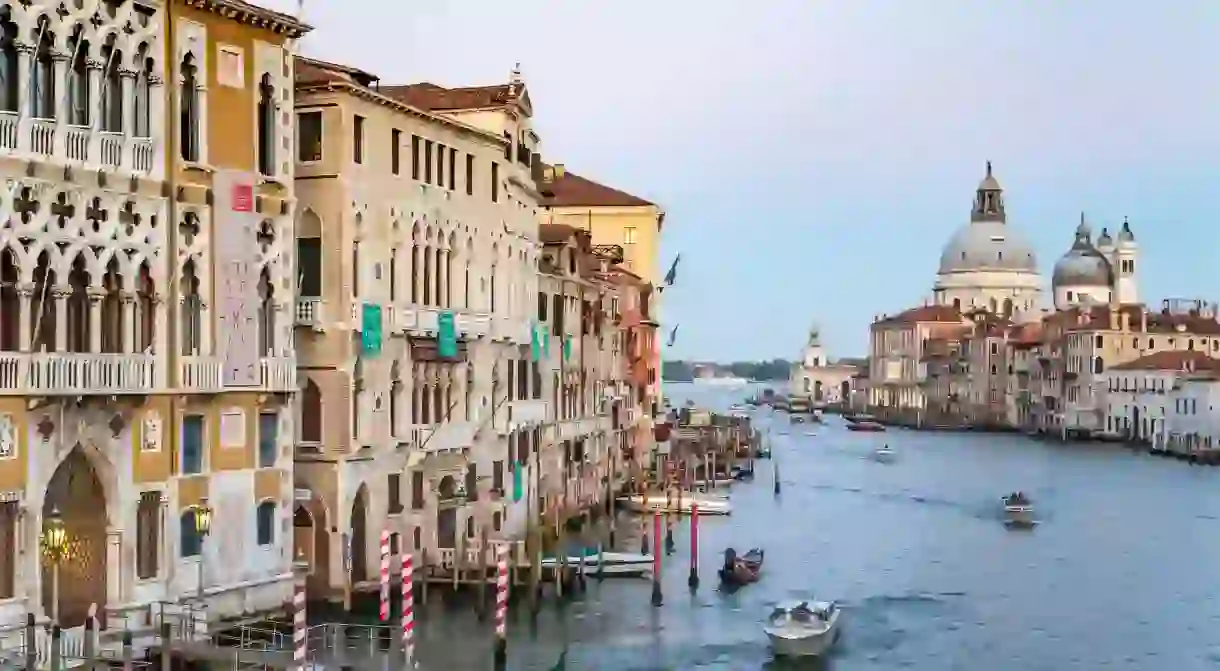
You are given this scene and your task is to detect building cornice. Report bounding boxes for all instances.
[184,0,312,38]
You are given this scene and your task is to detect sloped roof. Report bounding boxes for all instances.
[1111,350,1220,372]
[381,83,518,112]
[545,170,655,208]
[874,305,964,327]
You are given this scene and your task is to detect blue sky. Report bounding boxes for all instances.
[269,0,1220,361]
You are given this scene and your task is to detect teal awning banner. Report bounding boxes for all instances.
[562,335,572,362]
[439,310,457,358]
[512,462,523,502]
[360,303,382,355]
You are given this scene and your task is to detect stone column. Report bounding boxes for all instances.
[50,53,68,157]
[106,527,122,606]
[15,44,33,152]
[88,289,105,353]
[17,284,33,352]
[86,61,103,160]
[52,286,70,352]
[121,292,137,354]
[434,248,443,309]
[152,294,168,385]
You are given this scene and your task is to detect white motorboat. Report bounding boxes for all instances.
[765,600,841,658]
[872,446,896,463]
[616,494,732,516]
[540,550,654,577]
[1002,492,1036,527]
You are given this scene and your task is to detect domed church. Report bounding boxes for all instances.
[932,162,1042,318]
[1051,215,1138,311]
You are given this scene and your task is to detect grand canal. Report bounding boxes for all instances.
[407,383,1220,669]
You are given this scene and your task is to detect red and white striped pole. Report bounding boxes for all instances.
[292,557,308,671]
[401,548,414,667]
[379,530,390,623]
[493,544,509,670]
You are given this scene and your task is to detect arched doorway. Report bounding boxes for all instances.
[840,380,851,405]
[42,449,107,627]
[813,380,824,402]
[436,476,457,549]
[349,486,368,583]
[294,502,331,595]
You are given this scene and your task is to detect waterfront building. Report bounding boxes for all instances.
[789,325,859,406]
[544,168,664,415]
[290,57,541,600]
[0,0,308,638]
[867,305,970,421]
[1051,216,1138,310]
[531,223,628,530]
[605,266,658,480]
[932,163,1042,319]
[1103,350,1220,445]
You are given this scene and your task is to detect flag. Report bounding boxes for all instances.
[667,325,679,347]
[663,254,681,286]
[512,461,523,502]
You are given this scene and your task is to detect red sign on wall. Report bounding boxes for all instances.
[231,184,254,212]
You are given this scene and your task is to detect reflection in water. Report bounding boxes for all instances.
[373,383,1220,669]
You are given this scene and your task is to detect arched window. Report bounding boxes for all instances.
[256,501,276,546]
[67,30,89,125]
[257,74,275,176]
[32,20,54,119]
[180,53,199,161]
[0,10,16,112]
[180,509,202,557]
[134,46,153,137]
[103,46,123,131]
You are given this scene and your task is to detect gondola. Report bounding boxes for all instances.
[719,547,764,585]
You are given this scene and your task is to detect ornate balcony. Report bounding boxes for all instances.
[295,297,325,329]
[0,353,157,395]
[260,357,297,392]
[178,356,223,393]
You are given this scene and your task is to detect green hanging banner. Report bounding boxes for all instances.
[530,323,550,362]
[562,335,572,362]
[438,310,457,358]
[360,303,382,356]
[512,462,523,502]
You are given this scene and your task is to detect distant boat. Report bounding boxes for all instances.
[844,413,876,424]
[872,445,896,463]
[1002,491,1036,528]
[693,376,750,387]
[617,494,732,516]
[847,421,886,432]
[719,547,764,585]
[540,549,654,577]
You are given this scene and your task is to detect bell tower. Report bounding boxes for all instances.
[803,325,826,368]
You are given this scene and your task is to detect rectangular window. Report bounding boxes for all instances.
[449,148,457,190]
[552,294,564,336]
[517,359,528,400]
[352,115,365,164]
[181,414,204,475]
[537,292,548,321]
[388,474,403,514]
[437,144,446,188]
[297,238,322,297]
[465,464,479,502]
[491,162,500,202]
[411,135,421,179]
[258,411,278,468]
[298,112,322,162]
[424,141,433,183]
[136,492,160,580]
[391,129,401,174]
[465,154,474,195]
[624,227,638,245]
[493,460,504,492]
[0,502,15,598]
[531,361,542,399]
[256,502,275,545]
[411,471,424,510]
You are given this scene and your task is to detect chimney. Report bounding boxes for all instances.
[1140,308,1148,333]
[553,163,566,180]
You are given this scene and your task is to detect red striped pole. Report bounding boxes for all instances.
[401,548,414,667]
[292,558,308,671]
[379,530,390,622]
[493,544,508,669]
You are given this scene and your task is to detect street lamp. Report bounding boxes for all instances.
[42,508,67,624]
[195,499,213,600]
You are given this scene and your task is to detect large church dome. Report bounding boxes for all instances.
[1052,217,1112,288]
[937,163,1038,274]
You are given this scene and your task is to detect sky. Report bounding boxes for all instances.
[267,0,1220,362]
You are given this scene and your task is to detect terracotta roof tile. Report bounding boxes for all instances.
[873,305,964,327]
[380,83,516,112]
[1110,350,1220,372]
[539,223,584,244]
[544,170,655,208]
[295,56,378,87]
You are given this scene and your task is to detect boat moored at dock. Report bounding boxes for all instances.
[617,494,733,515]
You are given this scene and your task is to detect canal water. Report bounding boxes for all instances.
[403,383,1220,669]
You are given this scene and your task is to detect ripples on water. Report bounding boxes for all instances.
[404,383,1220,669]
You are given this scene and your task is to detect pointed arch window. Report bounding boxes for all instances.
[134,46,152,137]
[180,53,199,161]
[32,22,54,120]
[0,11,16,112]
[257,73,275,176]
[102,46,123,132]
[67,31,89,126]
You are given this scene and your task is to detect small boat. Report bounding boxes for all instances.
[540,549,654,577]
[1002,491,1036,527]
[872,445,896,463]
[847,420,886,432]
[844,413,876,424]
[756,446,772,459]
[718,547,764,585]
[765,600,842,658]
[616,494,732,516]
[791,414,806,424]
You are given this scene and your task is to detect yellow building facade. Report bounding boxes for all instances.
[0,0,307,645]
